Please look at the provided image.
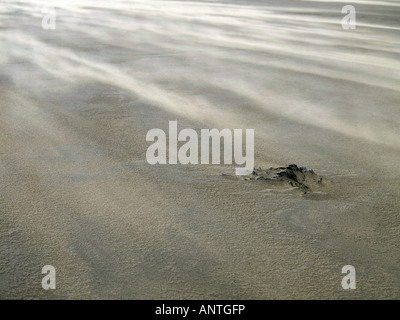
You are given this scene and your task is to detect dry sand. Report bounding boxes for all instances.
[0,0,399,299]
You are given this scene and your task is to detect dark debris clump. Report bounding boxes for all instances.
[246,164,326,194]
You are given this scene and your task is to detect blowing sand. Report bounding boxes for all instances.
[0,0,399,299]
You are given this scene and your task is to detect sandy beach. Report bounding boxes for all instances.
[0,0,399,299]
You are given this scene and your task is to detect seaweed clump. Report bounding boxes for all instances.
[247,164,326,194]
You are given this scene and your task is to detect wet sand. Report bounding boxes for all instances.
[0,0,399,299]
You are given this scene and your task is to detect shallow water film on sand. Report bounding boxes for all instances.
[0,0,399,299]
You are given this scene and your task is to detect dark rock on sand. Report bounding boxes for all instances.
[246,164,326,194]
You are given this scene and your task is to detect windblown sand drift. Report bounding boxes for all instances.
[1,0,399,300]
